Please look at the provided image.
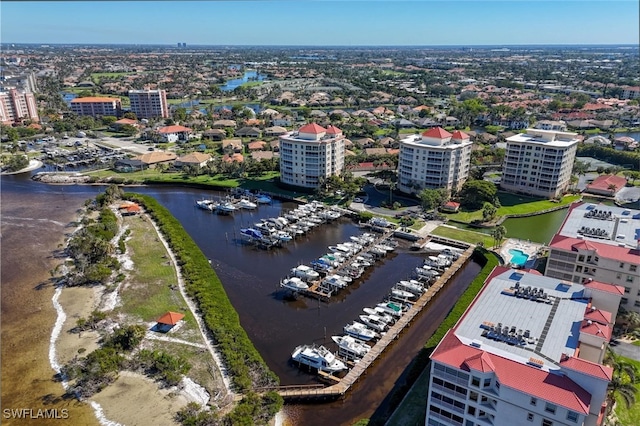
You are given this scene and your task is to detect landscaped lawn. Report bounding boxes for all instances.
[613,356,640,426]
[443,192,581,224]
[431,225,495,248]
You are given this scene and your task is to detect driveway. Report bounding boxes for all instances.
[611,341,640,361]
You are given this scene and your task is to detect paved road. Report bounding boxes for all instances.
[94,136,153,155]
[611,341,640,361]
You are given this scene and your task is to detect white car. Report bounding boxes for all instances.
[354,197,364,203]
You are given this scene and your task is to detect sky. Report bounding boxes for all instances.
[1,1,639,46]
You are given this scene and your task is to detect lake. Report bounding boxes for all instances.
[219,70,266,92]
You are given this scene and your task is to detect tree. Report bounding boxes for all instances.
[492,225,507,249]
[482,202,497,222]
[419,188,448,211]
[120,124,138,136]
[459,180,498,210]
[173,107,187,123]
[4,154,29,172]
[605,349,638,417]
[123,112,137,120]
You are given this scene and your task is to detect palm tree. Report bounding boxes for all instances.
[605,348,638,418]
[492,225,507,249]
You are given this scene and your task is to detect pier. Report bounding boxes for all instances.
[274,243,475,400]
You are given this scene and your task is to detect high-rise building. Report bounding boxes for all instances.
[0,89,39,124]
[545,202,640,312]
[70,97,121,117]
[427,267,621,426]
[397,127,472,195]
[279,123,345,189]
[501,129,579,198]
[128,89,169,119]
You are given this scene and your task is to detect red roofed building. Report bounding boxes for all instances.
[70,96,122,117]
[584,175,627,197]
[427,268,620,426]
[156,125,193,142]
[398,127,472,194]
[545,202,640,313]
[155,311,185,332]
[279,123,345,189]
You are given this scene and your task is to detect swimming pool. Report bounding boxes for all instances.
[508,249,529,267]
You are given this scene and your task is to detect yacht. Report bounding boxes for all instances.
[240,228,264,241]
[397,280,425,295]
[344,322,377,342]
[291,265,320,281]
[256,194,272,204]
[323,274,349,289]
[195,199,215,211]
[291,344,346,373]
[236,198,257,210]
[391,287,416,301]
[359,314,389,332]
[376,302,404,317]
[216,202,237,214]
[280,277,309,292]
[331,335,370,360]
[363,308,395,324]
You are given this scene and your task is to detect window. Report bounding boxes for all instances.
[527,413,534,421]
[567,411,579,422]
[575,265,583,273]
[630,265,637,272]
[465,421,474,426]
[620,262,625,268]
[530,397,537,406]
[471,376,480,387]
[542,420,553,426]
[483,378,491,388]
[578,255,585,262]
[617,273,622,280]
[622,297,628,304]
[467,406,476,415]
[495,381,500,390]
[625,287,631,294]
[627,276,634,283]
[545,403,557,414]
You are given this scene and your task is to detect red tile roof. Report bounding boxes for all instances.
[549,234,640,264]
[156,311,185,326]
[422,127,452,139]
[432,331,592,414]
[70,96,120,103]
[584,280,625,296]
[584,308,612,325]
[451,130,470,140]
[325,125,342,134]
[115,118,137,125]
[580,320,612,341]
[560,355,613,381]
[463,352,495,373]
[158,125,192,134]
[299,123,326,134]
[585,175,627,193]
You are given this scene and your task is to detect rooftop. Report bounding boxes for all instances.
[506,128,580,148]
[70,96,121,103]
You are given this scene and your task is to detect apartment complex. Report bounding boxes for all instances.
[128,89,169,119]
[0,88,39,124]
[545,202,640,312]
[502,129,579,198]
[70,96,122,117]
[397,127,472,195]
[427,267,621,426]
[279,123,345,189]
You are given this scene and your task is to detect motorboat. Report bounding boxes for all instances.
[255,221,276,234]
[240,228,264,241]
[375,243,395,252]
[363,308,394,324]
[354,256,372,267]
[195,199,215,211]
[369,246,387,257]
[344,322,377,341]
[391,287,416,300]
[274,231,293,242]
[323,274,349,289]
[332,335,370,360]
[256,194,272,204]
[397,280,425,295]
[376,302,404,317]
[369,217,391,228]
[359,314,389,332]
[280,277,309,292]
[291,265,320,281]
[416,266,440,278]
[310,260,332,271]
[291,344,346,373]
[236,198,257,210]
[216,202,237,214]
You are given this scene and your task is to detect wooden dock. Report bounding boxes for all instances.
[275,243,475,400]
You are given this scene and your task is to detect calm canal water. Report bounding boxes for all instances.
[1,174,481,425]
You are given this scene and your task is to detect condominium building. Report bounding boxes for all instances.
[0,89,39,124]
[70,97,121,117]
[128,89,169,119]
[397,127,472,195]
[501,129,579,198]
[279,123,345,189]
[545,202,640,312]
[427,267,621,426]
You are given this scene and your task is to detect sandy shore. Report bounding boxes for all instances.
[56,286,101,366]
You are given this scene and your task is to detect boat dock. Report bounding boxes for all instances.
[274,243,475,400]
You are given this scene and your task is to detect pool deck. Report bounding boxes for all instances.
[500,238,544,268]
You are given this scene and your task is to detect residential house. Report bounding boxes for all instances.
[175,152,212,168]
[111,118,139,131]
[584,175,627,197]
[269,140,280,152]
[221,139,243,154]
[251,151,276,161]
[247,140,267,151]
[203,128,227,141]
[212,119,237,129]
[222,153,244,163]
[235,126,261,138]
[264,126,288,137]
[156,125,192,143]
[115,151,177,171]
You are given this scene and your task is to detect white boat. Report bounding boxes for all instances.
[240,228,264,241]
[369,217,391,228]
[397,280,425,295]
[280,277,309,292]
[255,221,276,234]
[363,308,394,324]
[416,266,440,278]
[376,302,404,317]
[195,199,215,211]
[391,288,416,300]
[331,335,370,360]
[355,256,372,267]
[375,243,395,252]
[369,246,387,256]
[216,202,237,214]
[256,194,272,204]
[323,274,349,289]
[275,231,292,242]
[237,198,257,210]
[359,314,389,332]
[344,322,377,341]
[291,344,346,373]
[291,265,320,281]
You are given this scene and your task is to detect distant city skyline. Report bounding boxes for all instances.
[1,1,639,46]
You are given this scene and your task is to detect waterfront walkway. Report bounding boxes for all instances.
[273,243,475,400]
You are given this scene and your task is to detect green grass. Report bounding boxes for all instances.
[613,356,640,426]
[443,192,581,223]
[386,366,431,426]
[118,215,196,329]
[410,220,426,231]
[431,225,495,248]
[90,72,136,83]
[632,340,640,347]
